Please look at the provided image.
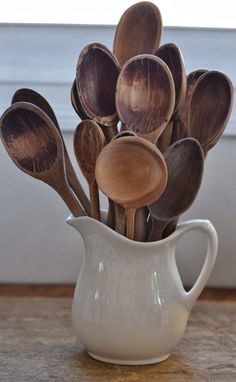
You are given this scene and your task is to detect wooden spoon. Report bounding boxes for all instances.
[177,69,208,135]
[71,79,117,143]
[76,42,120,129]
[155,43,187,151]
[148,138,204,241]
[113,130,148,241]
[95,136,168,240]
[113,1,162,67]
[116,54,175,143]
[0,102,85,217]
[188,71,234,155]
[12,88,91,216]
[73,120,105,221]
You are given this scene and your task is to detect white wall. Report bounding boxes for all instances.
[0,24,236,286]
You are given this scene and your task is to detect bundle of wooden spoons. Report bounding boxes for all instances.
[0,1,234,243]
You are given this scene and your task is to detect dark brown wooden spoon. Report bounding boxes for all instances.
[188,71,234,155]
[12,88,91,216]
[113,1,162,67]
[96,136,167,240]
[148,138,204,241]
[116,54,175,143]
[155,43,187,151]
[71,79,117,143]
[0,102,85,217]
[73,120,105,221]
[76,42,120,129]
[177,69,208,137]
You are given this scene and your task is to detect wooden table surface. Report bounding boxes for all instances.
[0,288,235,382]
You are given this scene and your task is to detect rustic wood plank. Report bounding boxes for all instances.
[0,298,235,381]
[0,285,235,300]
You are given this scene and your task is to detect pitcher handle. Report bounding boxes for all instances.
[171,219,218,308]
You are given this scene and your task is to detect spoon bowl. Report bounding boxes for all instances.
[148,138,204,241]
[116,54,175,143]
[95,136,167,240]
[0,102,85,217]
[76,42,120,128]
[113,1,162,67]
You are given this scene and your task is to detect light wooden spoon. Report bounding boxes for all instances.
[155,43,187,151]
[113,1,162,67]
[12,88,91,216]
[188,70,234,155]
[148,138,204,241]
[0,102,85,217]
[95,136,168,240]
[116,54,175,143]
[73,120,105,221]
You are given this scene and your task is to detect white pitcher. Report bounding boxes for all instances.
[67,215,218,365]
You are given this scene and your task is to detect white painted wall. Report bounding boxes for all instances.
[0,24,235,285]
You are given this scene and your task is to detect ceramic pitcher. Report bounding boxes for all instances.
[67,215,218,365]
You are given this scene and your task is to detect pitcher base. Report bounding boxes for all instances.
[88,351,170,365]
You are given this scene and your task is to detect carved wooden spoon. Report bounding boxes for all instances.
[74,120,105,221]
[12,88,91,216]
[155,43,187,151]
[116,54,175,143]
[113,1,162,67]
[177,69,208,137]
[95,136,167,240]
[148,138,204,241]
[0,102,85,217]
[188,71,234,155]
[76,42,120,139]
[71,78,117,143]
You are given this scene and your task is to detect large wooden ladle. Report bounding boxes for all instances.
[188,71,234,155]
[74,120,105,221]
[148,138,204,241]
[0,102,85,217]
[113,1,162,67]
[95,136,168,240]
[11,88,91,215]
[116,54,175,143]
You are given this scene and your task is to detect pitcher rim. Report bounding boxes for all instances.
[66,213,204,249]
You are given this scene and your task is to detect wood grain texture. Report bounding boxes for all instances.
[0,102,85,217]
[148,138,204,241]
[0,297,235,381]
[116,54,175,143]
[74,120,105,220]
[12,88,91,215]
[0,285,235,300]
[113,1,162,67]
[95,137,167,240]
[76,42,120,127]
[189,70,234,154]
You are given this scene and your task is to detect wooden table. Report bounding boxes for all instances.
[0,287,235,381]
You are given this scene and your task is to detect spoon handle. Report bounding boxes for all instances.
[134,207,148,242]
[126,207,136,240]
[63,149,91,216]
[89,181,101,221]
[148,217,168,241]
[157,120,173,153]
[101,125,118,143]
[162,218,179,239]
[115,203,126,236]
[106,199,116,229]
[57,183,86,217]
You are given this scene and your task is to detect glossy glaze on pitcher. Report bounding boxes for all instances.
[67,215,218,365]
